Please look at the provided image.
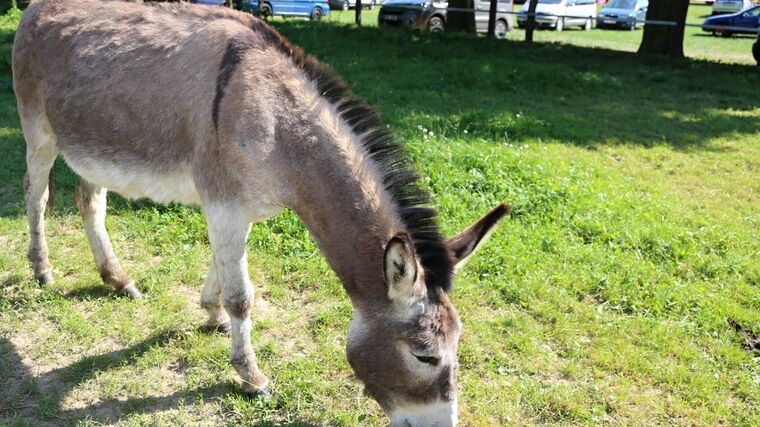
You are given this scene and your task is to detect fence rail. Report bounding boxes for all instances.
[381,4,760,34]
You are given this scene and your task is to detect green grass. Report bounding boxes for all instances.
[2,5,760,427]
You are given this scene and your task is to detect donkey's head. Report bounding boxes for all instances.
[346,204,509,426]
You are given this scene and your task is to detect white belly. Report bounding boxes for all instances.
[63,154,202,205]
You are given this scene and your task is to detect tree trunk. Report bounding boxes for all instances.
[355,0,362,25]
[638,0,689,57]
[447,0,475,32]
[525,0,538,42]
[487,0,498,38]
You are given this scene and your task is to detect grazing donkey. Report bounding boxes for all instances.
[14,0,508,424]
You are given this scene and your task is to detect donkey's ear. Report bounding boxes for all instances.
[384,233,421,302]
[448,203,510,270]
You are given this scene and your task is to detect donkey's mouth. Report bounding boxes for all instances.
[388,400,458,427]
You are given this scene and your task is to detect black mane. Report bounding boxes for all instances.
[214,15,455,292]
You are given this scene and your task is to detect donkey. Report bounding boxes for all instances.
[14,0,508,424]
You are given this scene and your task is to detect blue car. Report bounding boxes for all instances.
[702,5,760,36]
[242,0,330,19]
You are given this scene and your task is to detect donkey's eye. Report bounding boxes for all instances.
[412,354,440,366]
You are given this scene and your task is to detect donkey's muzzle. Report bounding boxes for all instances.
[389,399,457,427]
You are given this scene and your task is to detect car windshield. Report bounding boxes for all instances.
[606,0,637,8]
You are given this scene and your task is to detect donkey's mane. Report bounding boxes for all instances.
[210,12,454,291]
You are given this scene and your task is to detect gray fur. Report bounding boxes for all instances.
[14,1,508,423]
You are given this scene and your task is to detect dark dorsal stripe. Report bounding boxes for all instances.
[213,15,454,292]
[213,34,253,130]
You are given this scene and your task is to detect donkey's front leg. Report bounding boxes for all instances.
[205,205,270,397]
[200,258,230,333]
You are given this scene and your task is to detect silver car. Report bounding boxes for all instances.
[597,0,648,30]
[712,0,753,15]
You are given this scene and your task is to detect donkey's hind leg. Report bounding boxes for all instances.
[74,179,141,299]
[200,258,231,333]
[23,118,58,284]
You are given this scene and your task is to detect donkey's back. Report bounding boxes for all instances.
[14,0,277,204]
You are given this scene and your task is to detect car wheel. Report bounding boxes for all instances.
[428,16,445,33]
[495,19,509,39]
[555,18,564,32]
[720,30,732,37]
[584,18,592,31]
[310,6,324,20]
[260,2,272,18]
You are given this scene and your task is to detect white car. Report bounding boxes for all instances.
[517,0,597,31]
[712,0,753,15]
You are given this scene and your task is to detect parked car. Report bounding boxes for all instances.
[702,4,760,36]
[242,0,330,19]
[192,0,225,5]
[378,0,514,38]
[711,0,753,15]
[516,0,597,31]
[329,0,379,10]
[596,0,648,30]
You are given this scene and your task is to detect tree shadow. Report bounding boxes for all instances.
[271,22,759,152]
[0,335,319,425]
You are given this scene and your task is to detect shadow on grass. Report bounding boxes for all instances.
[692,32,757,39]
[62,283,119,301]
[0,21,758,220]
[0,335,319,425]
[272,21,759,150]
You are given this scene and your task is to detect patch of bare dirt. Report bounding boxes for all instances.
[176,284,205,320]
[2,322,226,426]
[258,291,318,357]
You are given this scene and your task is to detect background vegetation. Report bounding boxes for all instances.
[1,5,759,426]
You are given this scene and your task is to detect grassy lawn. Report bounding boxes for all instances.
[2,5,760,427]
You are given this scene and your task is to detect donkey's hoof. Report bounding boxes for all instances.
[121,285,142,299]
[35,271,54,285]
[202,321,231,335]
[243,384,271,400]
[215,321,231,334]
